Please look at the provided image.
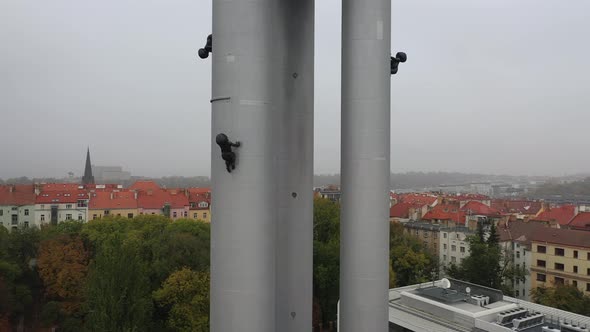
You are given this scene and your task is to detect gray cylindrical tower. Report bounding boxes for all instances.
[340,0,391,330]
[275,0,315,331]
[210,0,278,331]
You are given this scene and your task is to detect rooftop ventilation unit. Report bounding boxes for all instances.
[468,294,490,307]
[496,308,528,325]
[561,322,589,332]
[512,312,544,330]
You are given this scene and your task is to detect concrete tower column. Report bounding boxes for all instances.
[275,0,314,330]
[210,0,278,331]
[340,0,391,330]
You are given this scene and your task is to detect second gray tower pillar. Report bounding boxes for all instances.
[340,0,391,331]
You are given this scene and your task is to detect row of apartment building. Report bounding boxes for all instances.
[391,192,590,301]
[0,181,211,230]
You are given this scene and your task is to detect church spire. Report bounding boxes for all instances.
[82,147,95,185]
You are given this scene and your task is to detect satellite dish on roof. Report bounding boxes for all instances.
[441,278,451,289]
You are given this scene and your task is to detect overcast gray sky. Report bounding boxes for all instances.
[1,0,589,178]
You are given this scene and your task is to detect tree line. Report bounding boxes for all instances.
[1,198,439,331]
[0,215,211,331]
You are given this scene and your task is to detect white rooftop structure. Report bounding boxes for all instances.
[385,278,590,332]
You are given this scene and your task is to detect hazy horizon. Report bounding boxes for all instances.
[2,0,589,179]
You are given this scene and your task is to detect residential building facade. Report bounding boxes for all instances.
[530,227,590,296]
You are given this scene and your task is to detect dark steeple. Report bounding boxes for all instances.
[82,147,95,185]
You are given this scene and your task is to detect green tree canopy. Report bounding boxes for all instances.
[153,267,210,332]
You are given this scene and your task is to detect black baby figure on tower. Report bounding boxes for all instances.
[216,133,241,173]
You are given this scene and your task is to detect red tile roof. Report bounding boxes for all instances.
[568,212,590,230]
[128,181,161,191]
[531,227,590,248]
[491,200,542,215]
[188,188,211,210]
[460,201,501,217]
[89,191,137,210]
[137,189,188,209]
[447,193,490,202]
[497,220,548,245]
[422,204,465,224]
[390,202,413,218]
[398,193,437,206]
[0,185,36,206]
[36,190,88,204]
[532,205,577,226]
[41,183,84,191]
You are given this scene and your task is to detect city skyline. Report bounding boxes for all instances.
[2,0,590,178]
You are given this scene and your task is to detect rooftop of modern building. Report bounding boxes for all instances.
[388,278,590,332]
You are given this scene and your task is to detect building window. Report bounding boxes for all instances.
[451,256,456,263]
[11,215,18,225]
[66,214,72,220]
[587,283,590,292]
[516,251,520,259]
[574,266,578,273]
[66,204,72,209]
[11,207,17,211]
[555,248,565,256]
[460,246,466,253]
[451,245,456,252]
[537,273,546,282]
[443,255,447,261]
[588,252,590,260]
[173,212,177,218]
[0,210,3,216]
[203,213,207,219]
[554,263,564,271]
[24,222,29,228]
[516,290,519,297]
[587,268,590,276]
[443,244,447,250]
[537,245,546,253]
[537,260,546,267]
[41,214,45,222]
[574,250,579,259]
[573,280,578,288]
[184,211,188,217]
[194,213,198,218]
[93,214,98,220]
[40,205,44,209]
[24,209,29,216]
[104,210,110,215]
[128,213,134,218]
[443,233,447,238]
[554,277,564,285]
[78,215,83,221]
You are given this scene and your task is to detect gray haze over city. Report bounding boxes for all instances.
[1,0,589,179]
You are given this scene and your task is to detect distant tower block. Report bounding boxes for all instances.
[82,148,95,185]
